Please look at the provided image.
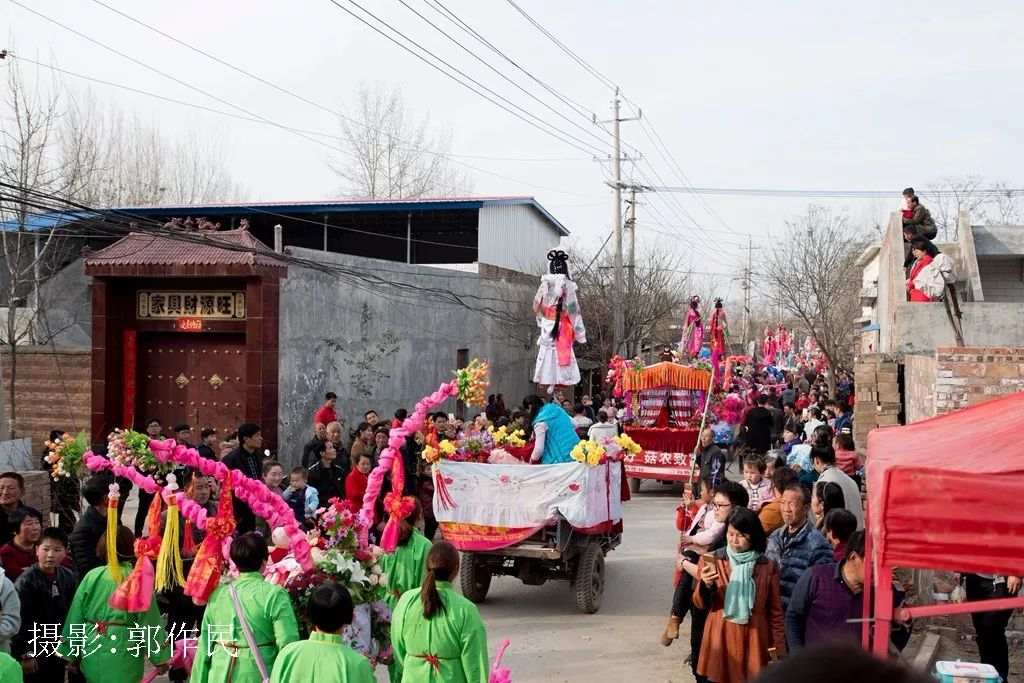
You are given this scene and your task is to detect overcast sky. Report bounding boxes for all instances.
[4,0,1022,288]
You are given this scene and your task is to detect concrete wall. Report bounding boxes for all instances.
[892,301,1024,353]
[277,248,536,466]
[934,347,1024,413]
[972,224,1024,256]
[36,258,92,347]
[0,346,91,448]
[977,256,1024,302]
[904,354,937,424]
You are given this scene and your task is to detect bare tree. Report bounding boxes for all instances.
[760,206,866,398]
[331,82,472,198]
[922,175,988,240]
[62,94,246,206]
[986,181,1024,226]
[0,60,73,437]
[571,247,695,365]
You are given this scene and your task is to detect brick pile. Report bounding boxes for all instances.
[935,346,1024,414]
[853,355,902,451]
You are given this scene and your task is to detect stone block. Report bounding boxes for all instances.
[985,363,1020,379]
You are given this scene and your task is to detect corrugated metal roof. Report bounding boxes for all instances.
[112,196,571,236]
[83,228,286,269]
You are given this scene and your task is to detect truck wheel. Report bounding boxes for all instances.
[574,543,605,614]
[629,477,641,493]
[460,552,491,603]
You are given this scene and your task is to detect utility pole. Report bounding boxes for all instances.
[624,188,637,356]
[597,90,640,356]
[742,235,753,352]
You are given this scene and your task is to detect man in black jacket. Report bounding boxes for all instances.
[68,472,114,577]
[222,422,266,534]
[196,427,219,461]
[301,422,328,468]
[695,428,726,494]
[742,394,775,454]
[306,440,346,505]
[0,472,43,546]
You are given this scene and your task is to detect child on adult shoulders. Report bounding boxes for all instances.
[283,467,319,529]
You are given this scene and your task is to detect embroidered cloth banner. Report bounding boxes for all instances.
[433,461,622,529]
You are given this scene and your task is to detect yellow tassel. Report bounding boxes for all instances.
[106,496,121,582]
[155,492,185,591]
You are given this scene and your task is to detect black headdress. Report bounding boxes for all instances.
[546,250,570,340]
[548,250,570,277]
[714,298,723,310]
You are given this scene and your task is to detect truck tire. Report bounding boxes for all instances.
[460,552,491,603]
[629,477,641,494]
[574,543,605,614]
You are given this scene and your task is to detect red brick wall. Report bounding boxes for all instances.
[935,346,1024,414]
[0,346,91,448]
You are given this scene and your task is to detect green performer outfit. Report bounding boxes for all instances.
[380,531,432,610]
[56,562,170,682]
[0,651,23,683]
[190,571,299,683]
[381,531,432,682]
[270,630,374,683]
[391,581,489,683]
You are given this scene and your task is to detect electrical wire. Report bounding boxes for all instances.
[394,0,614,154]
[322,0,611,158]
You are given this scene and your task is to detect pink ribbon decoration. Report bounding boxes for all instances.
[147,440,314,572]
[359,380,459,550]
[489,639,512,683]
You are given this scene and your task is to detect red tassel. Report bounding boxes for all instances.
[434,468,457,510]
[183,519,197,557]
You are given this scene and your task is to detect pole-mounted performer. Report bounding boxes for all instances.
[533,250,587,392]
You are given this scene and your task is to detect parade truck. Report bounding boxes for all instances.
[617,362,713,493]
[433,458,623,614]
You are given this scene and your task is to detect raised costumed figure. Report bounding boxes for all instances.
[679,296,704,357]
[533,250,587,390]
[775,324,789,367]
[708,298,729,383]
[761,328,776,369]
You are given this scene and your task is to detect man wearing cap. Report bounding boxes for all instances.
[173,423,193,449]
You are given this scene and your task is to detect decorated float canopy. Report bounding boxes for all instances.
[622,362,712,392]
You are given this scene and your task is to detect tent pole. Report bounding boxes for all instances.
[872,564,894,658]
[862,510,874,651]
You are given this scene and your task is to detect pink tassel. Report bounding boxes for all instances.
[489,639,512,683]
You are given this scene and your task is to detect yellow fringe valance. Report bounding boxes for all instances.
[622,362,712,391]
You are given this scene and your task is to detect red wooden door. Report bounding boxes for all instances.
[138,333,246,437]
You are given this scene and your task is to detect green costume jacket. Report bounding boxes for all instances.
[380,531,432,610]
[270,631,374,683]
[392,581,489,683]
[190,572,299,683]
[56,562,170,682]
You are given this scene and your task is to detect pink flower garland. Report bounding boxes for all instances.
[83,453,210,531]
[359,380,458,550]
[147,440,314,572]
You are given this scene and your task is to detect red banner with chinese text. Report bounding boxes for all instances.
[123,329,137,428]
[439,522,543,551]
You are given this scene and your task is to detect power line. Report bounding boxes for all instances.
[504,0,619,92]
[394,0,613,153]
[7,11,601,200]
[322,0,610,157]
[626,186,1024,197]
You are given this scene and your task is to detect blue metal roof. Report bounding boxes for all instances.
[6,196,570,236]
[0,210,99,232]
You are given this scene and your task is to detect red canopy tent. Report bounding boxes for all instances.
[863,391,1024,655]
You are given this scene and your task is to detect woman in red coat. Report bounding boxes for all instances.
[694,507,786,683]
[906,238,937,302]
